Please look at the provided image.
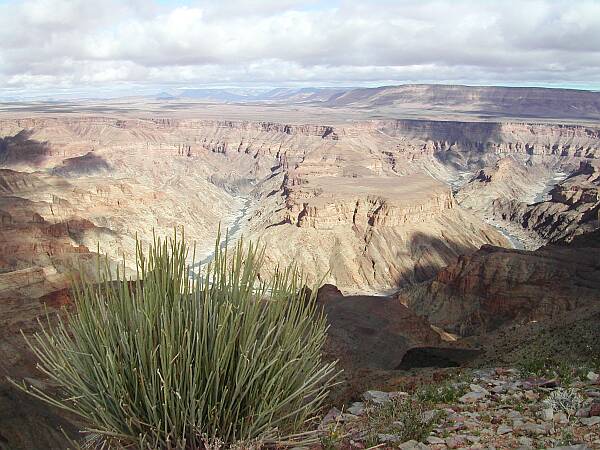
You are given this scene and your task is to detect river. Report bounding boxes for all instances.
[485,171,568,250]
[189,197,253,274]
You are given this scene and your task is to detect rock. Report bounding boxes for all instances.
[545,446,592,450]
[524,390,538,401]
[459,391,487,403]
[513,419,525,428]
[347,402,365,416]
[445,435,467,448]
[426,436,445,444]
[540,407,554,422]
[580,416,600,426]
[363,390,391,405]
[587,371,599,382]
[522,378,559,389]
[319,407,341,429]
[422,410,440,423]
[378,433,401,444]
[517,436,533,448]
[576,406,591,417]
[399,440,430,450]
[517,422,550,435]
[492,384,508,394]
[497,424,513,435]
[339,413,359,422]
[554,411,569,424]
[469,384,490,395]
[507,410,523,419]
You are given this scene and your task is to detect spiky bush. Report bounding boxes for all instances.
[542,388,585,418]
[16,233,338,449]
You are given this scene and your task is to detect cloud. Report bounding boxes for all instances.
[1,0,599,97]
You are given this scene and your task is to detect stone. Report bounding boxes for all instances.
[507,410,523,419]
[576,406,591,417]
[554,411,569,424]
[580,416,600,426]
[545,446,592,450]
[518,436,533,447]
[522,378,559,389]
[459,391,487,403]
[399,440,430,450]
[378,433,401,444]
[492,385,507,394]
[497,424,513,435]
[319,407,341,429]
[587,371,599,382]
[517,422,550,435]
[469,384,490,395]
[347,402,365,416]
[422,410,439,423]
[363,390,391,405]
[426,436,445,445]
[540,407,554,422]
[524,390,538,401]
[445,435,467,449]
[513,419,525,428]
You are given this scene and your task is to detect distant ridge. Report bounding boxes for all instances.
[154,84,600,120]
[321,84,600,120]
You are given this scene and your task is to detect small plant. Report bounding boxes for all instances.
[320,418,346,450]
[518,355,579,385]
[13,232,339,448]
[415,380,467,405]
[558,428,576,446]
[364,397,442,444]
[542,388,585,419]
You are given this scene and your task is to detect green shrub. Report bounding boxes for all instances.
[415,380,467,405]
[15,233,338,448]
[364,397,441,445]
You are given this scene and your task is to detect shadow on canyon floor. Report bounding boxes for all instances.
[387,230,478,289]
[0,130,53,167]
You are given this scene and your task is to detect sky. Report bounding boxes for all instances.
[1,0,600,99]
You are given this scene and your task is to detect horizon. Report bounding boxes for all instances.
[3,82,600,102]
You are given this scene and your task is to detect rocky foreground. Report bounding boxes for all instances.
[319,368,600,450]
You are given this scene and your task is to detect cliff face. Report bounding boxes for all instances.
[3,116,599,292]
[317,284,441,370]
[398,230,600,337]
[285,176,455,229]
[491,160,600,243]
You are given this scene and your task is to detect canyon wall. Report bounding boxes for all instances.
[2,117,600,293]
[397,230,600,337]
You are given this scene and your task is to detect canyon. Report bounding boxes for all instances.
[1,85,600,448]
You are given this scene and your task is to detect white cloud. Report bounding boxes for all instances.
[1,0,599,97]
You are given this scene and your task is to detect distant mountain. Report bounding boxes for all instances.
[258,87,347,103]
[155,91,177,100]
[150,84,600,120]
[322,84,600,120]
[154,87,348,104]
